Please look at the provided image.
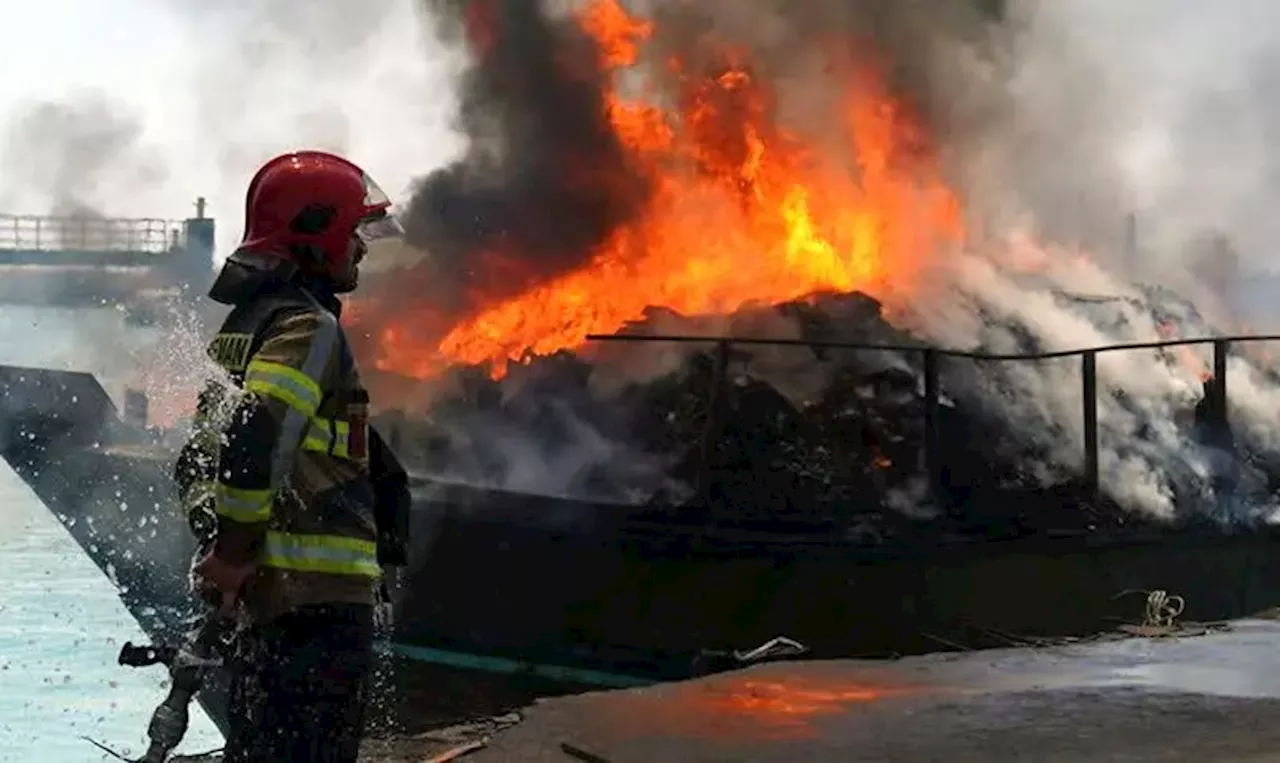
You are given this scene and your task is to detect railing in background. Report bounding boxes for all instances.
[586,332,1279,506]
[0,215,185,255]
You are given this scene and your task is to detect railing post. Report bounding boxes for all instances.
[1081,351,1099,497]
[921,349,942,509]
[697,340,732,506]
[1212,339,1229,430]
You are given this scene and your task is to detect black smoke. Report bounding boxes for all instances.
[402,0,654,302]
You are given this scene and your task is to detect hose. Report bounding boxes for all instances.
[134,613,230,762]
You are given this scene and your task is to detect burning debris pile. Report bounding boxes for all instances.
[370,280,1280,538]
[351,0,1280,533]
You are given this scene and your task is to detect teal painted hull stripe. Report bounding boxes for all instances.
[377,641,657,689]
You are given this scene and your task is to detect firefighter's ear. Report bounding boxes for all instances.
[288,242,328,268]
[289,204,336,235]
[288,204,337,267]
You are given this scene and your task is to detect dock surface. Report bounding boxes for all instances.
[361,619,1280,762]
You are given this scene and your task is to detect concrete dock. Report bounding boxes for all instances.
[362,619,1280,762]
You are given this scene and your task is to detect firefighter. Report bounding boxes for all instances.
[173,150,412,762]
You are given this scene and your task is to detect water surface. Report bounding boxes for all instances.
[0,305,221,761]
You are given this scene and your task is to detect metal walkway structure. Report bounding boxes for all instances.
[0,215,178,266]
[0,198,215,306]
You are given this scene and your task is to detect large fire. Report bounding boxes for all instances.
[366,0,965,380]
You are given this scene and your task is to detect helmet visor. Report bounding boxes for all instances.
[361,172,391,208]
[356,171,404,245]
[356,210,405,244]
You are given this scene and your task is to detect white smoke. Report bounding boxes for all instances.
[0,0,466,259]
[880,0,1280,519]
[966,1,1280,299]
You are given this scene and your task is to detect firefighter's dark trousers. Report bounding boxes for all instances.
[223,603,375,763]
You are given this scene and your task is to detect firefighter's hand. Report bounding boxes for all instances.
[192,551,255,617]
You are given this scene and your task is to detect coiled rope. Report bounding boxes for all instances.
[1143,589,1186,628]
[1114,588,1186,629]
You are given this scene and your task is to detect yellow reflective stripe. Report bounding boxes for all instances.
[261,532,381,578]
[299,418,351,459]
[214,483,273,523]
[244,360,323,417]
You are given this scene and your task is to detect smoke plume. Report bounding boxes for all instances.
[3,0,1280,520]
[0,93,167,217]
[355,0,1280,520]
[400,0,654,307]
[386,0,1018,315]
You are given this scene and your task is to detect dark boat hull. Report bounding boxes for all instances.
[4,365,1280,735]
[413,482,1280,667]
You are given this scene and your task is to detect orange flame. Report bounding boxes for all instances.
[594,672,927,741]
[371,0,964,380]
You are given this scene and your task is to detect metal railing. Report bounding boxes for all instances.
[586,332,1280,504]
[0,215,184,255]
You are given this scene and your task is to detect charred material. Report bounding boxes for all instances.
[373,287,1280,543]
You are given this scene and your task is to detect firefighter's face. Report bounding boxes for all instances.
[332,233,365,293]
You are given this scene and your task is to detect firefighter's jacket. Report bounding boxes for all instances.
[174,249,409,625]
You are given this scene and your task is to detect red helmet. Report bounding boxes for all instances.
[239,150,403,278]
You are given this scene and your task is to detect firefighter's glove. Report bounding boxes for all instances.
[192,550,255,618]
